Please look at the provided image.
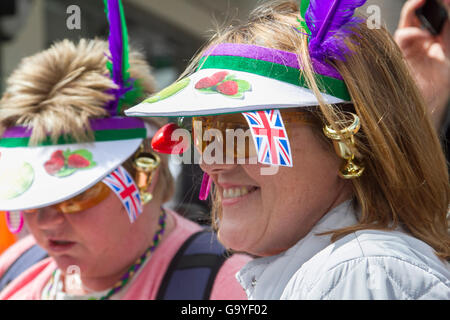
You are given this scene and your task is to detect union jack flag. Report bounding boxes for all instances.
[242,109,293,167]
[102,165,142,223]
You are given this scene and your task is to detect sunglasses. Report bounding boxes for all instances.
[23,182,111,215]
[191,110,318,162]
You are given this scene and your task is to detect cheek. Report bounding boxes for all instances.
[23,213,42,241]
[67,195,131,249]
[23,213,35,229]
[235,130,342,252]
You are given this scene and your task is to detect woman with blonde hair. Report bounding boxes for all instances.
[0,0,249,300]
[127,0,450,299]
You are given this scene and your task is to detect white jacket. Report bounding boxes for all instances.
[236,201,450,299]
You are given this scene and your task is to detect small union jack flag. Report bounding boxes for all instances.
[102,165,142,223]
[242,109,293,167]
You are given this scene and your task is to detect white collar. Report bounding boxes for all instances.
[235,200,358,299]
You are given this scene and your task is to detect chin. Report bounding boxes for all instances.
[217,227,239,250]
[52,255,82,274]
[216,225,255,254]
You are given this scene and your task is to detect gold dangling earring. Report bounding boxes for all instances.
[133,144,161,204]
[323,112,365,179]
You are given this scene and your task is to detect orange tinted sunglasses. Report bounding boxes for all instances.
[191,110,317,161]
[23,182,111,214]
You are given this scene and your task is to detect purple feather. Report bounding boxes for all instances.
[105,0,133,116]
[107,0,123,88]
[305,0,367,61]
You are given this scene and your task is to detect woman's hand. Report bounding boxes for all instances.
[394,0,450,130]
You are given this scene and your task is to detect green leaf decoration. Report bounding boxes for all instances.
[223,74,237,81]
[56,167,76,177]
[71,149,94,162]
[196,87,218,94]
[227,92,245,99]
[82,161,97,170]
[236,79,251,92]
[89,161,97,168]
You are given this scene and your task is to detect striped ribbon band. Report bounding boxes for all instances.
[0,117,146,148]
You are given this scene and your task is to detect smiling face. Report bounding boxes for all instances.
[201,122,353,257]
[23,189,153,279]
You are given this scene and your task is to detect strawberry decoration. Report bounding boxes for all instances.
[51,150,65,161]
[194,77,216,89]
[209,71,229,85]
[217,80,239,96]
[68,154,91,168]
[151,122,190,155]
[195,71,251,99]
[195,71,229,89]
[44,150,65,175]
[44,149,96,177]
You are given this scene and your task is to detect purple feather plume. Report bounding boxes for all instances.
[107,0,123,89]
[104,0,132,116]
[305,0,367,62]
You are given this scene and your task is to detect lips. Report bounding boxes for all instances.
[222,186,258,199]
[217,182,260,207]
[47,238,76,252]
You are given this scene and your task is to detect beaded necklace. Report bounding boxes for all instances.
[43,209,167,300]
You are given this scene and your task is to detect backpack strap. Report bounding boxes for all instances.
[0,244,49,291]
[156,230,229,300]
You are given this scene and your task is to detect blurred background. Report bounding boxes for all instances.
[0,0,407,92]
[0,0,408,234]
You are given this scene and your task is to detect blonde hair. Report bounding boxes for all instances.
[185,0,450,259]
[0,38,174,203]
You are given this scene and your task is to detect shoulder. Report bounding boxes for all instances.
[158,209,251,300]
[0,257,54,299]
[282,230,450,300]
[211,253,252,300]
[0,235,36,277]
[174,211,253,299]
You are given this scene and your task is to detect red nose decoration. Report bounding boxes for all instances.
[151,123,189,155]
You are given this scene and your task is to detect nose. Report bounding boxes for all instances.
[200,161,237,176]
[35,207,65,229]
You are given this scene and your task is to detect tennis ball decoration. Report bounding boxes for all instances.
[195,71,251,99]
[0,160,34,200]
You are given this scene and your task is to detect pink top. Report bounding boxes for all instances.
[0,210,251,300]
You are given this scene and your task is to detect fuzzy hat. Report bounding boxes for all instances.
[0,0,150,212]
